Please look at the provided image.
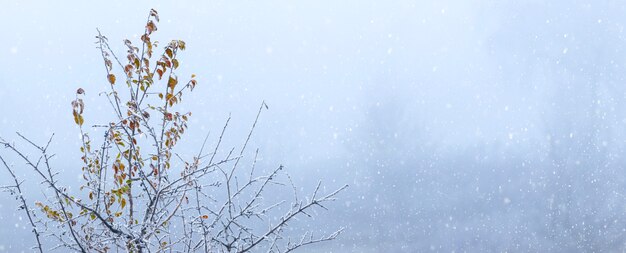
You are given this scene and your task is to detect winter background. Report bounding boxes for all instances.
[2,0,626,252]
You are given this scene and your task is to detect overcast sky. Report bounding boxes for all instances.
[2,1,626,252]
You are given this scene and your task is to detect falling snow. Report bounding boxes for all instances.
[1,1,626,252]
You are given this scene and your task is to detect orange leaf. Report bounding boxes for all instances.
[107,74,116,84]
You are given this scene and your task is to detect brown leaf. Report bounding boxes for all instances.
[141,34,150,44]
[76,99,84,113]
[150,9,160,22]
[105,59,112,71]
[124,64,133,77]
[146,21,157,34]
[164,58,171,68]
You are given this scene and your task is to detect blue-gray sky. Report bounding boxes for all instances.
[2,1,626,252]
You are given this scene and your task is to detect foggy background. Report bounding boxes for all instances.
[2,1,626,252]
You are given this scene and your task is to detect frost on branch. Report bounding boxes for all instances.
[0,9,346,253]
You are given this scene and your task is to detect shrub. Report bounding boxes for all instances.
[0,9,346,253]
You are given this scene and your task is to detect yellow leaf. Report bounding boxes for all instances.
[168,76,177,89]
[73,111,80,125]
[73,111,84,126]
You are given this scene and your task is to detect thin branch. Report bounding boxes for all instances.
[0,155,44,253]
